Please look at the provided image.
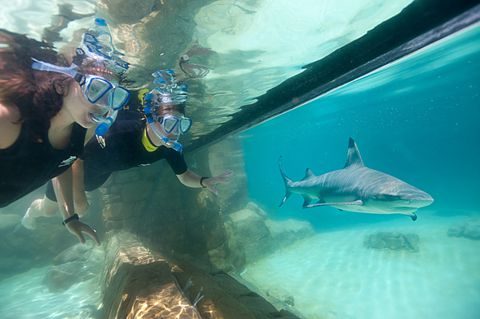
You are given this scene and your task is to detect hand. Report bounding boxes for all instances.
[65,219,100,245]
[203,170,234,195]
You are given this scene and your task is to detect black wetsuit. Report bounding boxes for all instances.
[45,111,188,200]
[0,123,86,207]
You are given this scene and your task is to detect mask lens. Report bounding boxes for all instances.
[162,117,178,133]
[85,78,111,103]
[179,118,192,133]
[111,88,130,110]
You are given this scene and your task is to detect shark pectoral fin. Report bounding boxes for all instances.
[302,196,316,208]
[305,200,363,208]
[304,202,329,208]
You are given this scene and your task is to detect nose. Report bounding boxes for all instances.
[412,191,434,207]
[399,187,434,207]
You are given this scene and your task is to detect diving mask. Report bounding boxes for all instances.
[157,114,192,135]
[31,58,130,122]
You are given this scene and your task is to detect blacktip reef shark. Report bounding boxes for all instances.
[279,138,433,220]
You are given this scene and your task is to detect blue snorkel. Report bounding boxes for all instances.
[94,110,118,148]
[77,17,130,148]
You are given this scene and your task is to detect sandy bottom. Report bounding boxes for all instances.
[241,214,480,319]
[0,262,102,319]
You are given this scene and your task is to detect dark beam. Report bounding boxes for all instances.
[187,0,480,151]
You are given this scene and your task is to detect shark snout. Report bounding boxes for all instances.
[398,190,434,208]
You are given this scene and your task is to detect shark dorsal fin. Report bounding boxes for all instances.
[344,138,364,168]
[303,168,315,180]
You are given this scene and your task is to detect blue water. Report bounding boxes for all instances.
[241,25,480,230]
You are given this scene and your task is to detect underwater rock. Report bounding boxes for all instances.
[225,204,273,264]
[265,218,314,247]
[363,231,420,252]
[100,231,202,319]
[44,243,105,292]
[448,220,480,240]
[0,213,20,230]
[52,242,91,264]
[0,214,79,280]
[224,202,314,269]
[43,263,82,292]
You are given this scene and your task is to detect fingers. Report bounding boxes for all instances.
[221,169,234,178]
[75,231,86,244]
[204,170,233,195]
[67,221,100,245]
[212,170,233,184]
[81,224,100,245]
[207,185,219,196]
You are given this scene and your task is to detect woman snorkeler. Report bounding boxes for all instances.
[1,28,129,244]
[22,69,232,228]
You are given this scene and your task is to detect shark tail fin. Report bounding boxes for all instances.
[278,156,293,207]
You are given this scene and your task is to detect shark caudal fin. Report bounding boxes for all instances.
[344,137,365,168]
[278,156,293,207]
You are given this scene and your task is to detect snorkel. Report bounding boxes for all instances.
[143,70,189,153]
[80,18,130,147]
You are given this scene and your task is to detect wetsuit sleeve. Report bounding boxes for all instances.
[165,149,188,175]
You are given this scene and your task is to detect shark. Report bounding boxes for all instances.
[279,138,433,220]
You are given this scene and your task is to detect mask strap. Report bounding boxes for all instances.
[31,58,84,84]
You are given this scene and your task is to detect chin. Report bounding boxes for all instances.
[76,114,96,128]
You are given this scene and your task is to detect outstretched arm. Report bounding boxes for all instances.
[176,169,233,195]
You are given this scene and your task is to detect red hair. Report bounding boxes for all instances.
[0,29,114,139]
[0,29,73,138]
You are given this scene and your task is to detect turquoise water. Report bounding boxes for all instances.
[238,25,480,319]
[0,2,478,318]
[241,25,480,229]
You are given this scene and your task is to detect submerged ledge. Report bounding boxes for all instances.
[101,231,300,319]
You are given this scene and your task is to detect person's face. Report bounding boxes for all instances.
[62,81,110,128]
